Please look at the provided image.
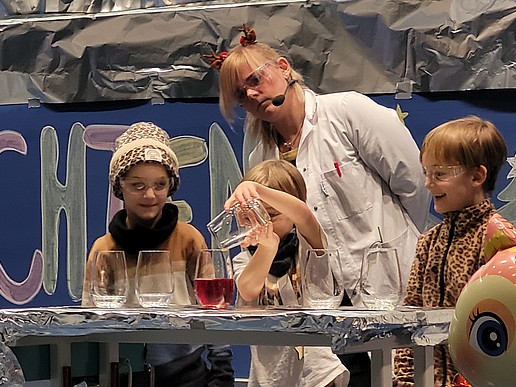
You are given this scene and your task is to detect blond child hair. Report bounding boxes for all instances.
[242,159,307,201]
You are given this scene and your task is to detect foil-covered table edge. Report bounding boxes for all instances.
[0,306,454,353]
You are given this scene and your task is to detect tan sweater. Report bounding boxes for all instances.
[81,222,208,307]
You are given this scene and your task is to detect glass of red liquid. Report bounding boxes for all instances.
[194,249,235,309]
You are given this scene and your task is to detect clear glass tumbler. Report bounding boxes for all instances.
[302,249,344,309]
[194,249,235,309]
[91,250,128,308]
[358,246,402,310]
[135,250,174,308]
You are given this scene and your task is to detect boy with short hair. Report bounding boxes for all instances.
[393,116,508,386]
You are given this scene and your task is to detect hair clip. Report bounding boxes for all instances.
[204,23,257,69]
[239,23,256,47]
[204,51,229,69]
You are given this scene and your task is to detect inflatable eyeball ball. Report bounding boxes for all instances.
[449,247,516,387]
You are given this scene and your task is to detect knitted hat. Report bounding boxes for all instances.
[109,122,180,199]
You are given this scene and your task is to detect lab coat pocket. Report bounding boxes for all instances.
[321,162,372,221]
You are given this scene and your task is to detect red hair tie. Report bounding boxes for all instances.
[205,23,257,69]
[239,23,257,47]
[204,51,229,69]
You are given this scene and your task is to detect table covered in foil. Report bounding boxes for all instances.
[0,306,454,353]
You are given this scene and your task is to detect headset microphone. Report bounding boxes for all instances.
[272,79,297,107]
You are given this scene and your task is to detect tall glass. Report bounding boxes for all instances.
[90,250,128,308]
[302,249,344,309]
[135,250,174,308]
[358,246,402,310]
[194,249,234,309]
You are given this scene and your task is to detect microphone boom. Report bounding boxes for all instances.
[272,79,296,107]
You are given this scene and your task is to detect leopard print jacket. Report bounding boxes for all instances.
[393,199,496,387]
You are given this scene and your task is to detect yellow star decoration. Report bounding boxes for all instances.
[396,104,409,125]
[294,346,305,359]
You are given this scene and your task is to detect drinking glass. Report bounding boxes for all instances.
[302,249,344,309]
[135,250,174,308]
[358,246,402,310]
[194,249,235,309]
[207,199,270,249]
[91,250,128,308]
[262,275,300,307]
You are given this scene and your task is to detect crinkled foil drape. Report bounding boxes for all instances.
[0,306,454,354]
[0,0,514,104]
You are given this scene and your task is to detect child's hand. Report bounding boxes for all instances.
[241,221,279,250]
[224,181,261,211]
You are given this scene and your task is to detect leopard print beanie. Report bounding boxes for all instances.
[109,122,179,199]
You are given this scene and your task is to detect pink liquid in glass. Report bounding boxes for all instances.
[194,278,234,309]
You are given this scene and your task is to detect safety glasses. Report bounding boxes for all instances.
[422,165,466,182]
[235,61,276,103]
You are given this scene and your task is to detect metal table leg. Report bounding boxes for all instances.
[49,341,71,387]
[370,349,392,387]
[414,345,434,386]
[99,342,119,387]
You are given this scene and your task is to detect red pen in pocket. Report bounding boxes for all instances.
[334,162,342,177]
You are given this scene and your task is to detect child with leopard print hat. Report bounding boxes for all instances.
[82,122,234,387]
[393,116,508,387]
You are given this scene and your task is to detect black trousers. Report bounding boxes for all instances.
[338,292,372,387]
[153,347,207,387]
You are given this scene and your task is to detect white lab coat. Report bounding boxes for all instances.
[249,90,430,304]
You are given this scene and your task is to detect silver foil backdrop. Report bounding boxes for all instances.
[0,0,514,104]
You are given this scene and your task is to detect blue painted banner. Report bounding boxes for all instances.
[0,91,514,308]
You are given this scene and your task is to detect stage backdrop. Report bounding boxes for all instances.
[0,90,514,382]
[0,90,514,309]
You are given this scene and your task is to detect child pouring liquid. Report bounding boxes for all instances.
[393,116,508,386]
[224,159,349,387]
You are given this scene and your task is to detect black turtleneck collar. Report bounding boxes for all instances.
[247,228,299,278]
[108,203,179,255]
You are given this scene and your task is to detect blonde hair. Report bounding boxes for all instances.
[219,43,305,148]
[242,159,307,201]
[421,116,507,194]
